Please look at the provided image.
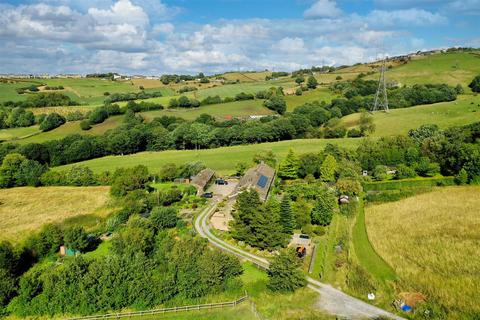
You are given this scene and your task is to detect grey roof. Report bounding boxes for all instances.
[191,168,215,192]
[235,162,275,201]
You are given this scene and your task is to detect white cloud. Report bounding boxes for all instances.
[443,0,480,15]
[276,37,306,54]
[88,0,149,27]
[366,8,447,26]
[304,0,343,19]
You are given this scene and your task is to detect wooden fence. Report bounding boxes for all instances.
[67,295,248,320]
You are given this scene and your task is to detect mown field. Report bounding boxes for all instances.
[365,186,480,318]
[341,94,480,136]
[0,186,111,242]
[366,51,480,87]
[54,138,361,175]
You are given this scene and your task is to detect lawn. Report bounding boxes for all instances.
[365,186,480,318]
[0,186,111,242]
[366,51,480,87]
[341,94,480,136]
[54,138,362,175]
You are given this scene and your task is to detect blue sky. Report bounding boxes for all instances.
[0,0,479,74]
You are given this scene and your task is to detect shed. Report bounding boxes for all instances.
[190,168,215,195]
[233,162,275,201]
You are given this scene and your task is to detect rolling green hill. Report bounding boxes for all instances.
[54,138,361,175]
[341,94,480,136]
[366,51,480,87]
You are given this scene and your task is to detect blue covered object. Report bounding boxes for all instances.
[401,304,413,312]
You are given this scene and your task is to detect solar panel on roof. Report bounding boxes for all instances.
[257,175,268,188]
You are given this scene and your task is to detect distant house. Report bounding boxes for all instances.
[233,162,275,201]
[190,168,215,195]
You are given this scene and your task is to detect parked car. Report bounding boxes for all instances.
[201,192,213,198]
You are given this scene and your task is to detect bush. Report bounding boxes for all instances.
[65,111,85,122]
[63,226,89,252]
[394,164,416,179]
[263,96,286,114]
[469,75,480,93]
[39,113,66,132]
[295,88,303,96]
[80,120,91,130]
[347,128,362,137]
[149,207,178,230]
[89,107,108,124]
[110,165,150,197]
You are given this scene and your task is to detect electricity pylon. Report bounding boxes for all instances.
[371,58,389,112]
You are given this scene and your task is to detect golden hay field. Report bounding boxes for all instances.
[365,186,480,317]
[0,186,111,242]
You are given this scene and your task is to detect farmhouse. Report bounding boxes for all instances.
[233,162,275,201]
[190,168,215,195]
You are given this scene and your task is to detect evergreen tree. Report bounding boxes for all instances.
[278,149,299,179]
[267,249,306,292]
[320,154,337,182]
[311,190,337,226]
[279,195,295,235]
[231,190,286,250]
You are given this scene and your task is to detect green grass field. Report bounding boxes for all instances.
[0,125,40,141]
[0,79,45,102]
[285,88,338,111]
[341,94,480,136]
[13,116,122,144]
[54,138,361,174]
[352,198,396,282]
[366,51,480,87]
[141,100,273,121]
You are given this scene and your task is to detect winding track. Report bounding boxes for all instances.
[194,202,405,320]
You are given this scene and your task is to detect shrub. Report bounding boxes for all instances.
[39,113,66,132]
[63,226,89,252]
[80,120,91,131]
[88,107,108,124]
[347,128,362,137]
[469,75,480,93]
[295,88,303,96]
[263,96,286,114]
[394,164,416,179]
[149,207,178,230]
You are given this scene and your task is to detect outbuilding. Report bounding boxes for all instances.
[190,168,215,196]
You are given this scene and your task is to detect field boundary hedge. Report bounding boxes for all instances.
[363,176,455,191]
